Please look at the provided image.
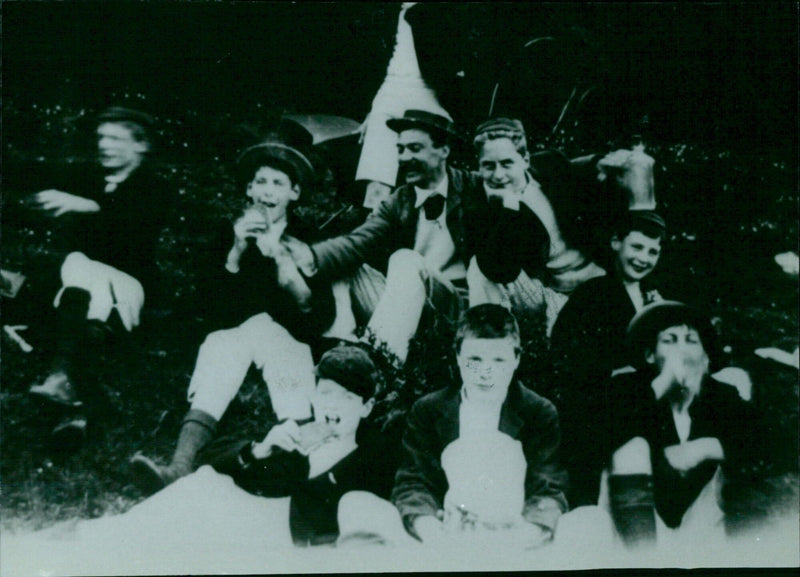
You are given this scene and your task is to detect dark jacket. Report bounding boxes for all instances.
[607,372,769,528]
[310,166,483,278]
[549,273,661,506]
[46,162,173,296]
[205,423,397,547]
[391,382,568,537]
[551,273,662,389]
[199,215,335,345]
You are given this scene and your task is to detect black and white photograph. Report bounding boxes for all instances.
[1,1,798,574]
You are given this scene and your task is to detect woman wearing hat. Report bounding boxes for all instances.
[131,123,345,494]
[596,301,770,548]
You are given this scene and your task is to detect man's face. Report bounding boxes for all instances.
[647,324,709,386]
[457,337,520,403]
[311,378,373,439]
[97,122,148,171]
[611,231,662,282]
[478,138,529,199]
[246,165,300,224]
[396,129,449,188]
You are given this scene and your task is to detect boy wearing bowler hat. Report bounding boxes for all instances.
[597,301,770,547]
[131,120,343,494]
[28,106,174,437]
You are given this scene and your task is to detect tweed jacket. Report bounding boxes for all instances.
[392,381,568,537]
[310,166,482,278]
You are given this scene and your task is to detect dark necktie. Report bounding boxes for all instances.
[422,194,446,221]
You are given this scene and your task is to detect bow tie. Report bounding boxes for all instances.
[422,194,446,221]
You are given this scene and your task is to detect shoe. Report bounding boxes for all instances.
[30,372,83,408]
[130,453,175,496]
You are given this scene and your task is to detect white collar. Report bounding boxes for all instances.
[414,173,449,209]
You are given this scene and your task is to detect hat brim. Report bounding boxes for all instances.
[236,143,315,188]
[626,301,721,370]
[385,118,462,142]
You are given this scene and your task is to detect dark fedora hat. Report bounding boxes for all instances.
[386,109,461,142]
[626,300,722,371]
[236,119,315,189]
[96,106,156,129]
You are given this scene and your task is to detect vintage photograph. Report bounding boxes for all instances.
[1,1,798,573]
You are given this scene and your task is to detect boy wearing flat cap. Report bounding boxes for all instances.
[467,116,658,336]
[205,344,398,547]
[598,301,770,547]
[28,106,174,435]
[131,121,342,494]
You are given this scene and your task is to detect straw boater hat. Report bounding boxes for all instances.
[96,106,155,129]
[626,300,721,371]
[236,119,316,189]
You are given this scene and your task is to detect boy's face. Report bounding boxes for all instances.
[396,129,449,188]
[246,165,300,224]
[97,122,148,172]
[311,378,373,439]
[478,138,529,198]
[647,324,709,391]
[611,231,662,282]
[457,337,520,403]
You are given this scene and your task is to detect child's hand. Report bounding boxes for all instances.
[650,354,687,400]
[252,420,302,459]
[232,206,270,252]
[664,437,724,475]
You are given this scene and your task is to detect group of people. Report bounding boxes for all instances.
[9,95,785,568]
[5,8,793,571]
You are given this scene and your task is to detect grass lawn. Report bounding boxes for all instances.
[1,105,797,535]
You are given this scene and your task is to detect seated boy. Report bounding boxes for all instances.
[337,304,567,550]
[598,302,770,548]
[549,210,666,506]
[131,123,346,493]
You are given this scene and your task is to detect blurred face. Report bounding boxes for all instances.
[397,129,449,188]
[647,324,709,384]
[612,231,662,282]
[97,122,148,172]
[478,138,529,198]
[246,165,300,224]
[311,378,373,439]
[457,337,520,403]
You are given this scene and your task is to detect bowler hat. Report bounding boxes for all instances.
[315,344,382,400]
[96,106,155,129]
[236,119,315,189]
[626,300,721,371]
[386,109,461,142]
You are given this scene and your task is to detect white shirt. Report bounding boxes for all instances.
[458,387,504,436]
[412,174,466,280]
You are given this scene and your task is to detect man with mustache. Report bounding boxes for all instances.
[285,109,483,366]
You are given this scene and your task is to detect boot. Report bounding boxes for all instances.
[608,474,657,548]
[130,409,217,495]
[30,288,92,405]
